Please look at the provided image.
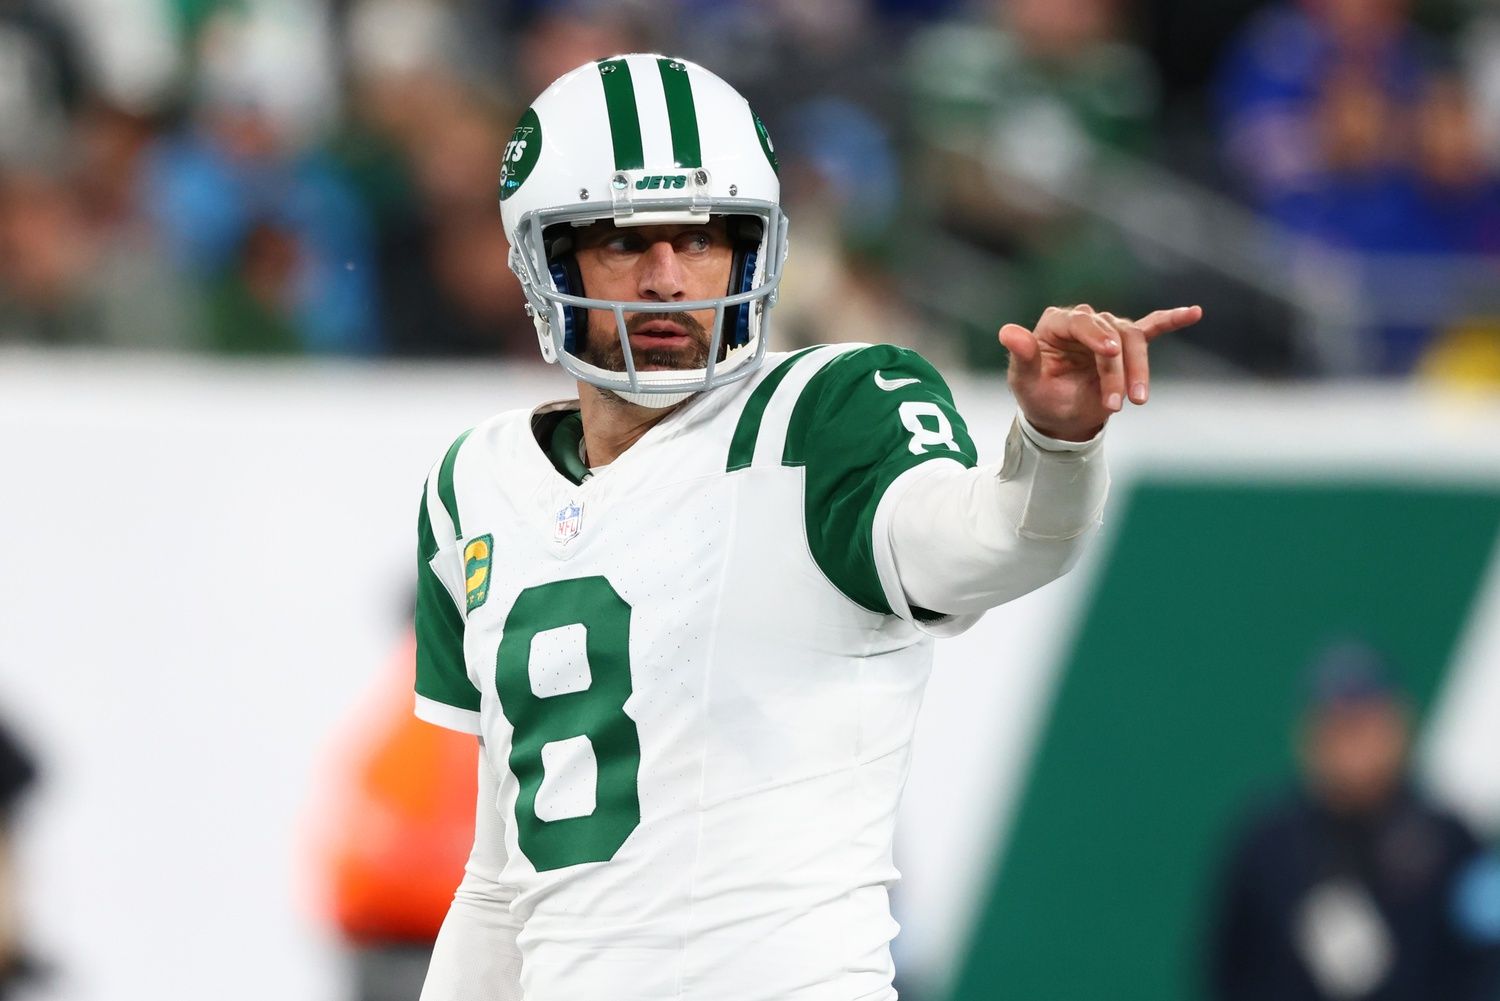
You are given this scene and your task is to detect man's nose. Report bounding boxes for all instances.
[636,240,686,301]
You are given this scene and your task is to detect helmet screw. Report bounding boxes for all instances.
[694,169,709,186]
[579,188,589,200]
[611,173,628,190]
[728,184,738,196]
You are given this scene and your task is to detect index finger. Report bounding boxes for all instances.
[1134,305,1203,341]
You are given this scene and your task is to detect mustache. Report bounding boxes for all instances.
[625,311,710,339]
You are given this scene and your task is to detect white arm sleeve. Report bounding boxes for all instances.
[419,748,524,1001]
[889,414,1109,616]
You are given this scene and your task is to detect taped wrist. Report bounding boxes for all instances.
[1003,417,1108,541]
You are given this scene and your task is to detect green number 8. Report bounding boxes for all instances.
[494,576,642,872]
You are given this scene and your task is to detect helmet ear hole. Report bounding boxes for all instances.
[547,256,587,354]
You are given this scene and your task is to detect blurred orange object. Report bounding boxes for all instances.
[313,634,477,944]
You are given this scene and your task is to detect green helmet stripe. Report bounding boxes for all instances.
[596,58,645,171]
[656,57,702,168]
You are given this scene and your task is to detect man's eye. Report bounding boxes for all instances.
[679,232,712,253]
[604,236,642,253]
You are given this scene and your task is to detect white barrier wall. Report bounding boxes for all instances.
[2,350,1498,1000]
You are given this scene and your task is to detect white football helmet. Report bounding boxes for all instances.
[499,54,788,407]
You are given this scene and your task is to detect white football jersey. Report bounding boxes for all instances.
[414,343,981,1001]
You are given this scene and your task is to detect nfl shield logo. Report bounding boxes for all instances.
[554,500,584,544]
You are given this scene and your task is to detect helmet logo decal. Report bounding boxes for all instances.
[657,58,702,168]
[635,175,688,190]
[596,58,646,171]
[753,113,779,175]
[499,108,542,202]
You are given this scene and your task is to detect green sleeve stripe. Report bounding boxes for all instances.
[725,347,821,472]
[418,482,440,561]
[436,429,473,539]
[597,58,645,172]
[415,486,479,712]
[657,57,702,168]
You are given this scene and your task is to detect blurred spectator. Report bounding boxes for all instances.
[309,635,477,1001]
[336,0,463,231]
[670,0,900,127]
[367,81,529,356]
[1408,73,1500,256]
[0,166,99,344]
[907,0,1159,187]
[141,6,377,354]
[903,0,1159,366]
[1463,8,1500,169]
[333,0,628,357]
[1216,0,1431,221]
[0,140,200,350]
[0,0,94,346]
[73,101,204,350]
[514,2,649,103]
[774,97,948,360]
[1255,64,1500,257]
[203,216,310,353]
[1215,0,1500,372]
[1206,641,1500,1001]
[0,0,90,165]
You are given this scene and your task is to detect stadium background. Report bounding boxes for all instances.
[2,0,1499,999]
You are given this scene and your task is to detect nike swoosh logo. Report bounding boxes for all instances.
[874,371,921,391]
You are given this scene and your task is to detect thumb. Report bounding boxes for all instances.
[999,323,1039,367]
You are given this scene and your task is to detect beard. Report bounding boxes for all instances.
[579,311,713,373]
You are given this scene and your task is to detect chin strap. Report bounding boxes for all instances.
[610,388,698,409]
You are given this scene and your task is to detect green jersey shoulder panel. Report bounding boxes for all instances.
[785,344,979,615]
[724,343,978,616]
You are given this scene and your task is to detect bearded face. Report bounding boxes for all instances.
[580,309,714,374]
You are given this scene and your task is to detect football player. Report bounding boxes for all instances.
[414,54,1201,1001]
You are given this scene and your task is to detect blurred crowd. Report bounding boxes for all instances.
[2,0,1499,376]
